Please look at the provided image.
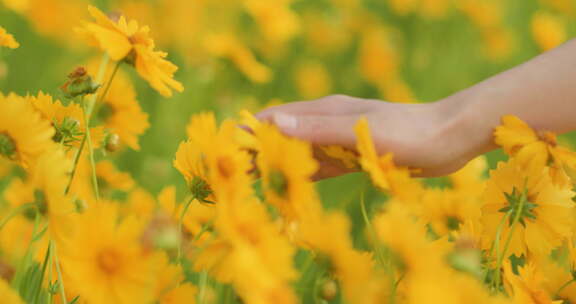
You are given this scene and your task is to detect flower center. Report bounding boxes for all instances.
[537,130,557,147]
[97,103,115,122]
[97,249,122,275]
[190,176,214,204]
[269,170,288,198]
[217,157,235,180]
[0,133,16,160]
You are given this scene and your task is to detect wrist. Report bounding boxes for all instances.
[434,94,498,164]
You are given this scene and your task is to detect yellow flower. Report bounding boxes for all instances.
[494,115,576,187]
[531,11,566,51]
[320,145,359,170]
[92,66,150,150]
[294,61,332,100]
[0,93,55,168]
[420,189,481,237]
[78,6,183,97]
[155,253,197,303]
[481,160,574,258]
[449,156,488,197]
[354,117,422,201]
[0,26,19,49]
[0,277,24,304]
[243,0,300,46]
[300,211,380,304]
[96,160,136,195]
[61,203,157,304]
[254,123,321,221]
[205,33,271,83]
[503,262,559,304]
[359,27,398,86]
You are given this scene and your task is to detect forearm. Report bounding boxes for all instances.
[441,38,576,157]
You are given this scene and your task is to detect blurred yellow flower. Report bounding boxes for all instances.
[254,123,321,221]
[0,26,19,49]
[0,93,55,168]
[61,203,156,304]
[78,6,183,97]
[294,61,332,100]
[93,68,150,150]
[96,160,136,194]
[531,11,567,51]
[503,262,558,304]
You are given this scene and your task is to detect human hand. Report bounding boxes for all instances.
[256,95,488,179]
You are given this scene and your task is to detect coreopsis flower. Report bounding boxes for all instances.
[96,160,136,195]
[294,61,332,100]
[78,6,183,97]
[0,26,19,49]
[503,262,557,304]
[531,11,566,51]
[481,160,574,258]
[253,123,322,221]
[61,203,157,304]
[89,64,149,150]
[495,115,576,187]
[354,117,422,201]
[243,0,300,45]
[0,94,55,168]
[154,253,197,303]
[205,33,271,83]
[2,150,74,256]
[0,277,23,304]
[359,27,398,86]
[449,156,488,198]
[300,211,381,304]
[420,188,481,237]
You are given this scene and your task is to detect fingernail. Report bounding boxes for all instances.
[273,113,297,131]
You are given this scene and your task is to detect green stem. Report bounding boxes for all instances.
[0,203,35,231]
[51,241,68,304]
[81,98,100,201]
[494,196,526,291]
[92,61,121,116]
[198,271,208,304]
[64,54,110,196]
[177,197,195,263]
[64,135,86,195]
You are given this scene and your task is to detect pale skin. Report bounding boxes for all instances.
[256,39,576,179]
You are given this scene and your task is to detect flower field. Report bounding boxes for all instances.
[1,0,576,303]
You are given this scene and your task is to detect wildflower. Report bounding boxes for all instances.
[78,6,183,97]
[481,160,574,258]
[205,33,271,83]
[420,189,481,237]
[503,262,557,304]
[294,61,332,100]
[61,203,157,304]
[354,117,422,201]
[494,115,576,187]
[0,94,55,167]
[531,11,566,51]
[243,0,300,46]
[92,66,150,150]
[96,160,136,195]
[0,26,19,49]
[155,253,197,303]
[300,211,380,303]
[254,123,321,221]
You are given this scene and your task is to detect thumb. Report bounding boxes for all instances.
[271,112,358,147]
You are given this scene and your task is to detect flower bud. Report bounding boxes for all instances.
[60,67,99,99]
[105,133,120,152]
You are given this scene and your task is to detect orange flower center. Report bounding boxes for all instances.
[97,249,122,275]
[537,130,557,147]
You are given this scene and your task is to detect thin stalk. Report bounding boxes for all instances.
[494,196,526,291]
[177,197,195,263]
[485,210,512,284]
[64,54,110,196]
[64,135,86,195]
[51,241,68,304]
[81,98,100,201]
[198,271,209,304]
[91,61,121,116]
